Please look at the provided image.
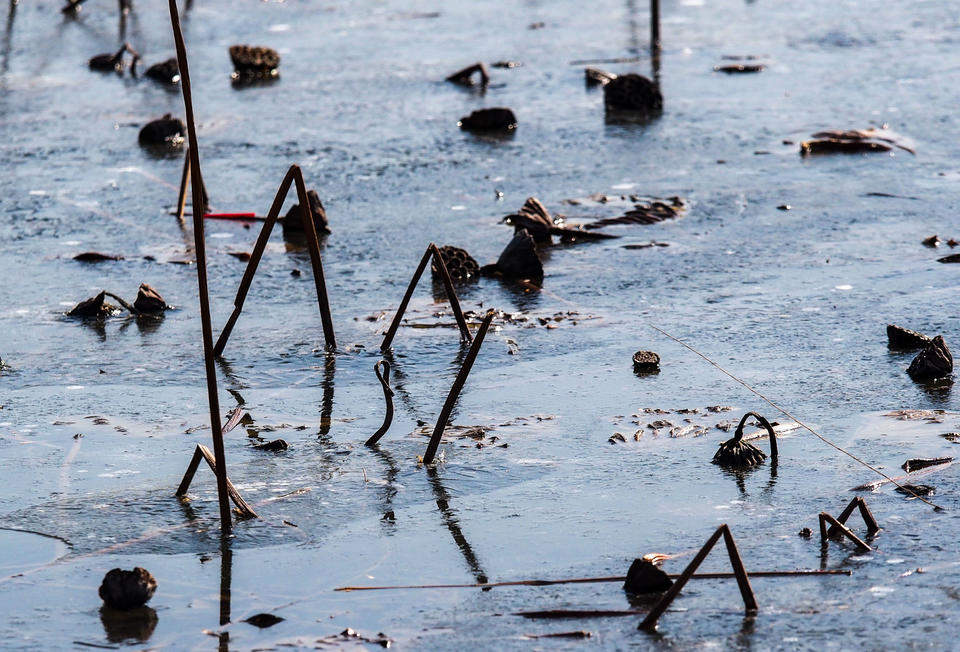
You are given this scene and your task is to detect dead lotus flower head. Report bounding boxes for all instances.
[712,412,778,468]
[99,567,157,610]
[229,45,280,80]
[430,245,479,283]
[632,350,660,374]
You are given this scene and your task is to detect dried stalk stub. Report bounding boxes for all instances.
[229,45,280,81]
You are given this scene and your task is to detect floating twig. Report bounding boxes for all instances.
[364,360,395,446]
[520,610,643,619]
[380,243,472,351]
[524,630,592,638]
[212,164,336,356]
[639,525,756,631]
[168,0,233,533]
[423,310,495,464]
[569,57,642,66]
[334,569,849,592]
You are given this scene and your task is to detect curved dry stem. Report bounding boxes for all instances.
[365,360,395,446]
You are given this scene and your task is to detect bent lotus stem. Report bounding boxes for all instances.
[638,524,756,631]
[825,496,880,539]
[365,360,395,446]
[213,163,336,356]
[379,243,472,351]
[423,310,495,465]
[734,411,778,462]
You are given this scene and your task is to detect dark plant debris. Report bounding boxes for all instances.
[98,567,157,610]
[800,128,915,156]
[446,62,490,87]
[902,457,953,472]
[145,57,180,84]
[74,252,123,262]
[480,229,544,287]
[458,107,517,132]
[243,613,284,628]
[714,63,765,73]
[907,335,953,381]
[887,324,931,350]
[603,73,663,113]
[282,189,330,236]
[138,114,185,148]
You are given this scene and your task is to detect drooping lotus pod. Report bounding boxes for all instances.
[712,412,778,468]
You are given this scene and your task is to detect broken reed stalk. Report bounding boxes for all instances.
[175,149,191,225]
[818,513,870,552]
[422,310,496,465]
[333,569,849,592]
[825,496,879,539]
[648,324,946,511]
[364,360,395,446]
[213,164,336,356]
[380,243,472,352]
[176,444,258,519]
[639,524,756,631]
[168,0,233,534]
[174,149,210,224]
